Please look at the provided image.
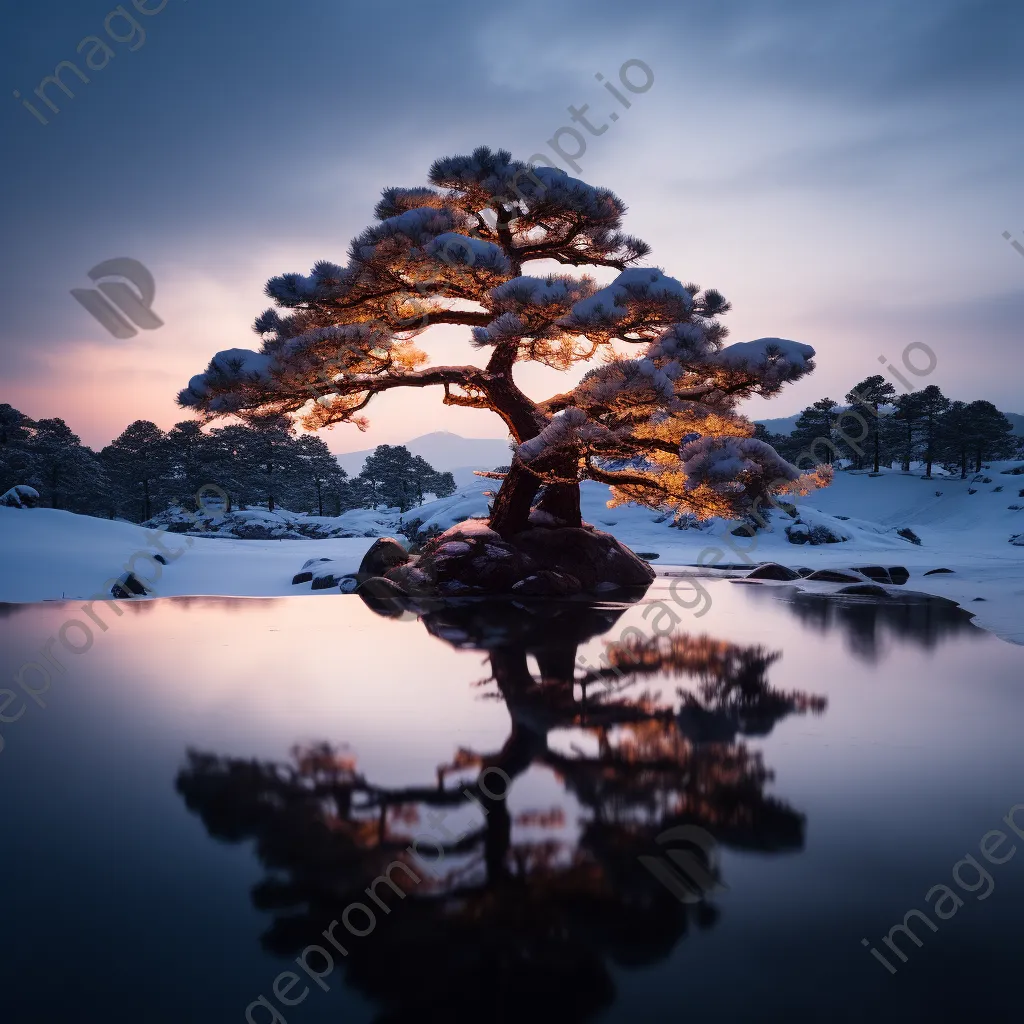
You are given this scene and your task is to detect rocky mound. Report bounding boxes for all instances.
[331,519,656,602]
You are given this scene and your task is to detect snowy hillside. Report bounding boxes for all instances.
[2,463,1022,643]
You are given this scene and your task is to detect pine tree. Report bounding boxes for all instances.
[242,420,303,512]
[431,470,457,498]
[101,420,171,521]
[360,445,419,511]
[937,401,973,478]
[790,399,840,465]
[845,375,896,473]
[178,147,825,535]
[165,420,219,506]
[964,400,1017,471]
[27,418,106,512]
[893,392,922,472]
[915,385,950,478]
[295,434,344,516]
[0,403,36,493]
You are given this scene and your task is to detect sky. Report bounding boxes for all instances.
[1,0,1022,453]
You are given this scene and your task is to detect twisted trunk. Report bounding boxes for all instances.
[481,367,583,536]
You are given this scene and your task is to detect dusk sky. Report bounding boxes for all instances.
[2,0,1022,453]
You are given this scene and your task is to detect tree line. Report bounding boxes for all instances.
[756,377,1020,477]
[0,405,455,521]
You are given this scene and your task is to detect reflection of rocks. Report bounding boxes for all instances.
[178,599,820,1024]
[741,583,982,663]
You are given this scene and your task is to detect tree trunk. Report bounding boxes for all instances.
[903,420,912,472]
[872,405,880,473]
[143,478,151,521]
[488,462,542,537]
[536,481,582,526]
[315,479,323,517]
[479,367,586,534]
[489,461,583,535]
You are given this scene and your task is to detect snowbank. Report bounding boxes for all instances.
[2,464,1023,644]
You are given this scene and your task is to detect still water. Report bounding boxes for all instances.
[0,579,1022,1022]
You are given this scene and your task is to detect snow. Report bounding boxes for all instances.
[143,504,401,540]
[708,338,815,383]
[424,233,511,274]
[561,268,692,329]
[0,507,371,602]
[3,463,1022,645]
[1,485,40,508]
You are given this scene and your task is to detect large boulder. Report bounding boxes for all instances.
[804,569,865,584]
[358,537,410,577]
[746,562,801,581]
[389,518,655,598]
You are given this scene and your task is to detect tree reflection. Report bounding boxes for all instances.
[177,596,826,1022]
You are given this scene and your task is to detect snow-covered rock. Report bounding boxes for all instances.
[0,485,40,508]
[142,504,401,540]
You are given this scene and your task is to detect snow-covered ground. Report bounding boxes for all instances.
[2,463,1022,644]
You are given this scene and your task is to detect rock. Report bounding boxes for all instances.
[411,521,655,597]
[804,569,865,583]
[383,563,435,595]
[635,552,660,560]
[512,571,582,597]
[311,571,342,590]
[786,519,847,545]
[153,553,167,565]
[356,577,411,617]
[746,562,801,581]
[1011,534,1024,547]
[924,567,954,574]
[852,565,891,583]
[358,537,410,577]
[110,571,149,598]
[338,575,359,594]
[510,525,655,591]
[887,566,910,585]
[837,584,889,597]
[897,528,922,545]
[293,556,334,584]
[0,484,40,508]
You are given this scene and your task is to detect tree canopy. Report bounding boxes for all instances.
[178,147,826,534]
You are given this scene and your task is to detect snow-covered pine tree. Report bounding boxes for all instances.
[179,147,826,540]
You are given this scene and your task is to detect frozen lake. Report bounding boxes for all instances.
[1,578,1022,1022]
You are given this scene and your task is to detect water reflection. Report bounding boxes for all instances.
[737,583,983,663]
[177,596,827,1022]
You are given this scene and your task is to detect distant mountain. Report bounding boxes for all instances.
[336,431,512,486]
[755,414,800,436]
[1005,412,1024,436]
